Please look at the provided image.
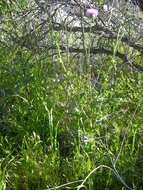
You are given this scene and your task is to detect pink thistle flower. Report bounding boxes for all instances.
[85,8,99,17]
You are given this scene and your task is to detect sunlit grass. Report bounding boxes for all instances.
[0,44,143,190]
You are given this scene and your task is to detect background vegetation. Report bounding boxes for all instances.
[0,0,143,190]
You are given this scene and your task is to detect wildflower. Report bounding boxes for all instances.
[85,8,99,18]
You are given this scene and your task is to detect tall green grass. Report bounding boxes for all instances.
[0,44,143,190]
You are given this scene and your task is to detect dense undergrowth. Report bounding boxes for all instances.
[0,42,143,190]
